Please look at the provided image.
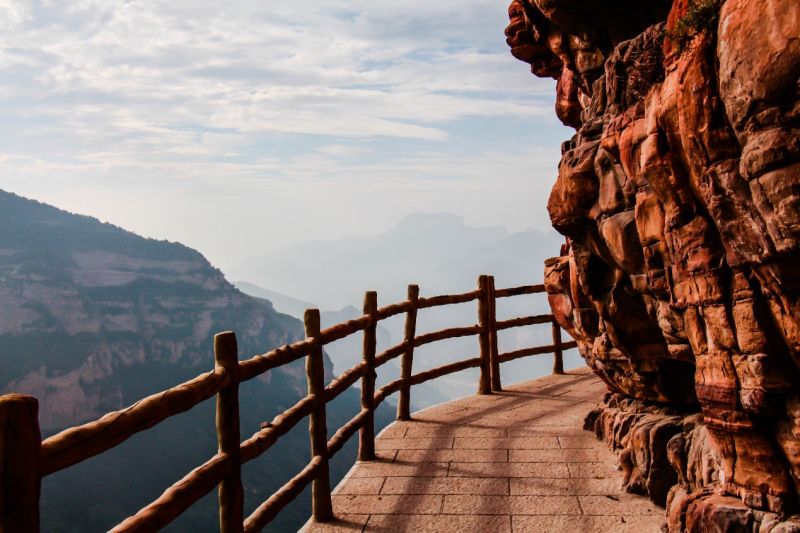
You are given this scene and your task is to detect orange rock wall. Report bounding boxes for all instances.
[507,0,800,523]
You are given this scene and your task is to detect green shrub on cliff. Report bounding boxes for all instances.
[668,0,721,52]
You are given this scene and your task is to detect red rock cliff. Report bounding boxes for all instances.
[507,0,800,530]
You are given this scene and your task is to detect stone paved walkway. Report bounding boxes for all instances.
[302,368,665,532]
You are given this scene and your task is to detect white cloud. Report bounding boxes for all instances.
[0,0,551,139]
[0,0,569,266]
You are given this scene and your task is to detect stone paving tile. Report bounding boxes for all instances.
[474,413,578,427]
[558,389,607,399]
[532,412,593,425]
[395,448,508,463]
[348,462,449,478]
[512,515,664,532]
[513,394,579,405]
[300,514,370,532]
[448,461,570,478]
[539,402,596,414]
[341,452,397,478]
[380,449,398,460]
[365,514,511,532]
[376,426,407,439]
[496,394,573,404]
[488,399,578,413]
[558,435,604,449]
[453,436,560,449]
[402,425,507,437]
[411,407,471,421]
[354,450,397,463]
[558,400,598,412]
[507,425,589,437]
[332,494,443,515]
[510,477,622,496]
[567,461,620,478]
[579,495,663,516]
[442,494,581,515]
[508,378,594,394]
[509,447,609,462]
[381,476,509,495]
[333,477,385,495]
[374,437,453,450]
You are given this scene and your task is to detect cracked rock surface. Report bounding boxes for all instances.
[507,0,800,529]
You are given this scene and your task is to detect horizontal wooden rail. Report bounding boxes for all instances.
[495,314,553,331]
[376,301,411,320]
[417,289,480,309]
[319,316,370,345]
[111,452,231,532]
[413,325,481,347]
[325,362,367,403]
[499,341,578,364]
[240,395,315,464]
[41,369,227,476]
[494,284,545,298]
[409,357,483,386]
[374,342,407,367]
[238,339,313,383]
[9,273,578,533]
[373,378,404,407]
[327,409,369,458]
[243,456,322,533]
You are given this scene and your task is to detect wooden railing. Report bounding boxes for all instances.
[0,275,577,532]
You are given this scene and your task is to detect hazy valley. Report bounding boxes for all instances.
[0,190,393,532]
[232,213,581,404]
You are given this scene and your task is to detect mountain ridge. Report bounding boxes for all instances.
[0,188,390,532]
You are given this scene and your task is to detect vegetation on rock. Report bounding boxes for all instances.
[667,0,721,52]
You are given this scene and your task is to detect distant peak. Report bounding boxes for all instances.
[393,213,465,230]
[391,213,508,237]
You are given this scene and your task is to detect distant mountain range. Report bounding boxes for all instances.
[229,213,565,310]
[0,190,391,532]
[231,214,580,403]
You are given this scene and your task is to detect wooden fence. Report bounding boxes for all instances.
[0,275,577,532]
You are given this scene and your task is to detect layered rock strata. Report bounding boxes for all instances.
[585,397,800,532]
[509,0,800,529]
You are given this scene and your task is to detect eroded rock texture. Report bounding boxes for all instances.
[514,0,800,529]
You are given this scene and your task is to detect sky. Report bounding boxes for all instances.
[0,0,571,271]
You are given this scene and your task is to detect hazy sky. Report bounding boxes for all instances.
[0,0,570,271]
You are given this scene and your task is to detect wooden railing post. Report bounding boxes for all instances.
[552,318,565,375]
[397,284,419,421]
[214,332,244,533]
[305,309,334,522]
[0,394,41,533]
[359,292,378,461]
[487,276,502,392]
[477,275,492,395]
